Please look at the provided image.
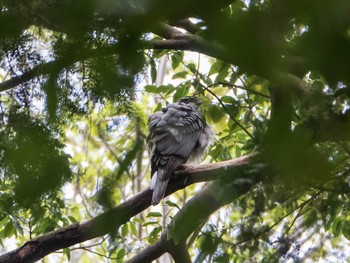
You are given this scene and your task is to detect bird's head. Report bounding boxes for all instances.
[178,96,202,111]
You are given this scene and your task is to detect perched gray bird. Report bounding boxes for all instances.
[148,96,214,205]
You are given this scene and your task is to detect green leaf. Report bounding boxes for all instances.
[121,223,128,236]
[12,219,23,236]
[117,248,125,263]
[116,140,144,179]
[33,218,50,234]
[148,226,162,244]
[143,221,159,226]
[132,217,143,224]
[0,217,9,228]
[173,85,189,102]
[145,84,175,95]
[130,222,138,237]
[64,248,71,261]
[332,217,343,237]
[235,146,241,157]
[302,210,317,228]
[171,51,183,70]
[199,234,218,254]
[147,212,162,217]
[187,63,197,73]
[158,84,175,93]
[68,216,78,223]
[323,213,334,231]
[221,96,236,104]
[144,85,159,94]
[208,105,225,123]
[3,222,14,238]
[200,74,213,86]
[342,220,350,240]
[208,60,224,76]
[153,102,162,112]
[165,200,181,210]
[215,64,230,82]
[151,46,167,58]
[172,71,188,79]
[150,59,157,84]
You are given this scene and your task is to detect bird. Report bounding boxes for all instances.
[148,96,214,205]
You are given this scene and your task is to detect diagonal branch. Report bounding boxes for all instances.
[0,153,258,263]
[126,153,262,263]
[0,61,57,92]
[150,23,230,62]
[168,241,192,263]
[0,46,119,93]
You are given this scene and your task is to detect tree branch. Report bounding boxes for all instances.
[170,19,199,34]
[0,46,119,93]
[168,240,192,263]
[150,24,230,63]
[125,234,169,263]
[0,153,257,263]
[0,62,55,92]
[126,153,263,263]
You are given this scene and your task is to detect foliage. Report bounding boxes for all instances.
[1,0,350,262]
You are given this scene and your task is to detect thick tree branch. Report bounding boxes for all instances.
[150,23,230,62]
[170,19,199,34]
[125,234,169,263]
[168,240,192,263]
[126,155,263,263]
[0,153,257,263]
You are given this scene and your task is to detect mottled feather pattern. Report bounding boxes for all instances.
[148,97,214,205]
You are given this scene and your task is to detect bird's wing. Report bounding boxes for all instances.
[149,103,205,172]
[148,103,206,205]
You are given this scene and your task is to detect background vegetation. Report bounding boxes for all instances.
[1,0,350,262]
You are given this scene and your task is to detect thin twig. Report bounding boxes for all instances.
[213,81,270,99]
[201,85,254,139]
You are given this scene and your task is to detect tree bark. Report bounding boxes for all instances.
[126,153,263,263]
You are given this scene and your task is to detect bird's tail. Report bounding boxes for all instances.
[151,169,167,205]
[152,156,184,205]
